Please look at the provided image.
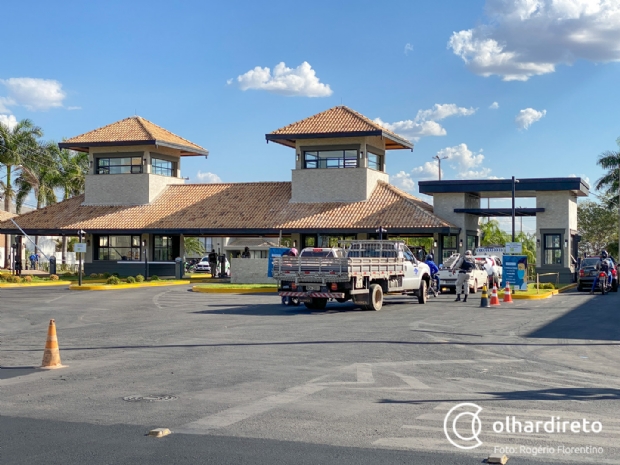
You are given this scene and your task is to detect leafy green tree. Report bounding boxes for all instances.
[479,219,509,246]
[595,138,620,258]
[184,237,206,257]
[15,141,60,212]
[578,199,619,257]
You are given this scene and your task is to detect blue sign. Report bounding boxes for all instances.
[502,255,528,290]
[267,247,291,278]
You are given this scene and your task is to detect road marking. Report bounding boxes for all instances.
[389,371,430,389]
[177,384,325,433]
[356,363,374,383]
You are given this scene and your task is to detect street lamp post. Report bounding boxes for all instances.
[433,155,448,181]
[376,227,387,241]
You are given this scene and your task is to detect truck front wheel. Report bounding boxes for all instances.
[418,280,427,304]
[367,283,383,311]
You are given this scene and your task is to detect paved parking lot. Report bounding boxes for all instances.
[1,286,620,464]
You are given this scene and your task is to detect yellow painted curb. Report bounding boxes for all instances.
[69,280,190,291]
[0,281,72,288]
[192,286,277,294]
[558,283,578,293]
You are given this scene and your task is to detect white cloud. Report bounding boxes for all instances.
[515,107,546,129]
[0,114,18,130]
[404,43,414,55]
[412,161,441,180]
[448,0,620,81]
[390,171,416,192]
[0,77,66,110]
[67,106,81,111]
[196,171,222,183]
[230,61,332,97]
[437,143,493,179]
[489,101,499,109]
[374,103,477,141]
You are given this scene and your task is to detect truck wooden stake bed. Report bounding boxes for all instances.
[273,241,432,311]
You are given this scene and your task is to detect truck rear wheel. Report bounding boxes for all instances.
[304,298,328,310]
[418,280,427,304]
[368,284,383,311]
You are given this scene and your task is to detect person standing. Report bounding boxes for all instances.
[208,249,218,278]
[241,246,251,258]
[452,250,475,302]
[289,241,298,257]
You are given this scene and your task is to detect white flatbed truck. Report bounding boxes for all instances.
[273,241,432,311]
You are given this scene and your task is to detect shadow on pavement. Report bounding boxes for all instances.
[526,290,620,341]
[0,367,39,380]
[378,387,620,404]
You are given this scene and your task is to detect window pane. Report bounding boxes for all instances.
[443,236,456,248]
[132,236,141,247]
[110,236,131,247]
[132,157,142,165]
[344,150,357,159]
[99,236,108,247]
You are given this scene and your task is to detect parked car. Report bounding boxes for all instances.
[436,253,488,293]
[578,256,619,292]
[194,257,212,273]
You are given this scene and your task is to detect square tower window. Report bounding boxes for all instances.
[96,157,142,174]
[304,150,358,169]
[151,158,176,177]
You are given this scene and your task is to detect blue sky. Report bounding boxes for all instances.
[2,0,619,231]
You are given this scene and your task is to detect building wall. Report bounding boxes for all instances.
[83,173,184,205]
[291,168,388,203]
[230,258,275,284]
[535,191,578,282]
[85,261,175,277]
[432,192,478,253]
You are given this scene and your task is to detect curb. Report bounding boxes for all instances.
[69,281,191,291]
[0,281,72,288]
[192,286,277,294]
[558,283,578,293]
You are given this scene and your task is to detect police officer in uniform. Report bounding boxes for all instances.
[452,250,475,302]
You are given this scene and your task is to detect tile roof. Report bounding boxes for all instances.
[0,182,454,234]
[59,116,208,156]
[267,106,413,150]
[0,210,17,222]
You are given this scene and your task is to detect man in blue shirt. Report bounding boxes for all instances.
[425,254,440,297]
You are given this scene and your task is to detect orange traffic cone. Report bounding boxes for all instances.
[503,282,514,303]
[489,284,501,306]
[41,319,65,369]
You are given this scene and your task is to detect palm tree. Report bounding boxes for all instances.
[15,141,60,212]
[0,118,43,268]
[595,138,620,259]
[479,219,509,246]
[56,147,89,264]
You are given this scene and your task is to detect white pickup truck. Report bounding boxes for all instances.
[436,253,488,293]
[273,241,432,311]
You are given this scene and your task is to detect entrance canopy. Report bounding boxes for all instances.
[419,177,589,198]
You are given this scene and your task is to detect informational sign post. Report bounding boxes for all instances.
[267,247,290,278]
[502,255,528,290]
[74,243,87,253]
[505,242,523,254]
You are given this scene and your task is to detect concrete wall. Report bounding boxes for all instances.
[230,258,275,284]
[535,191,578,282]
[291,168,388,203]
[432,192,478,253]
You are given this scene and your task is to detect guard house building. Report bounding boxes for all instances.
[0,107,475,276]
[419,178,589,282]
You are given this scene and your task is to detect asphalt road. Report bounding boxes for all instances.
[1,285,619,464]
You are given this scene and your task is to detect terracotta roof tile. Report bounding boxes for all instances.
[269,106,412,148]
[0,181,453,233]
[61,116,208,155]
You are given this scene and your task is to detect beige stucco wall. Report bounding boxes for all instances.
[291,168,388,203]
[230,258,275,284]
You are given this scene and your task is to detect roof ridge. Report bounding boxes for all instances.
[135,116,155,140]
[138,116,205,150]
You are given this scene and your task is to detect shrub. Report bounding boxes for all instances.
[150,275,160,281]
[112,272,120,277]
[103,272,112,279]
[90,273,99,278]
[126,276,136,283]
[23,276,33,283]
[49,274,59,281]
[0,274,8,282]
[106,276,121,285]
[97,273,105,279]
[7,275,22,283]
[135,274,145,282]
